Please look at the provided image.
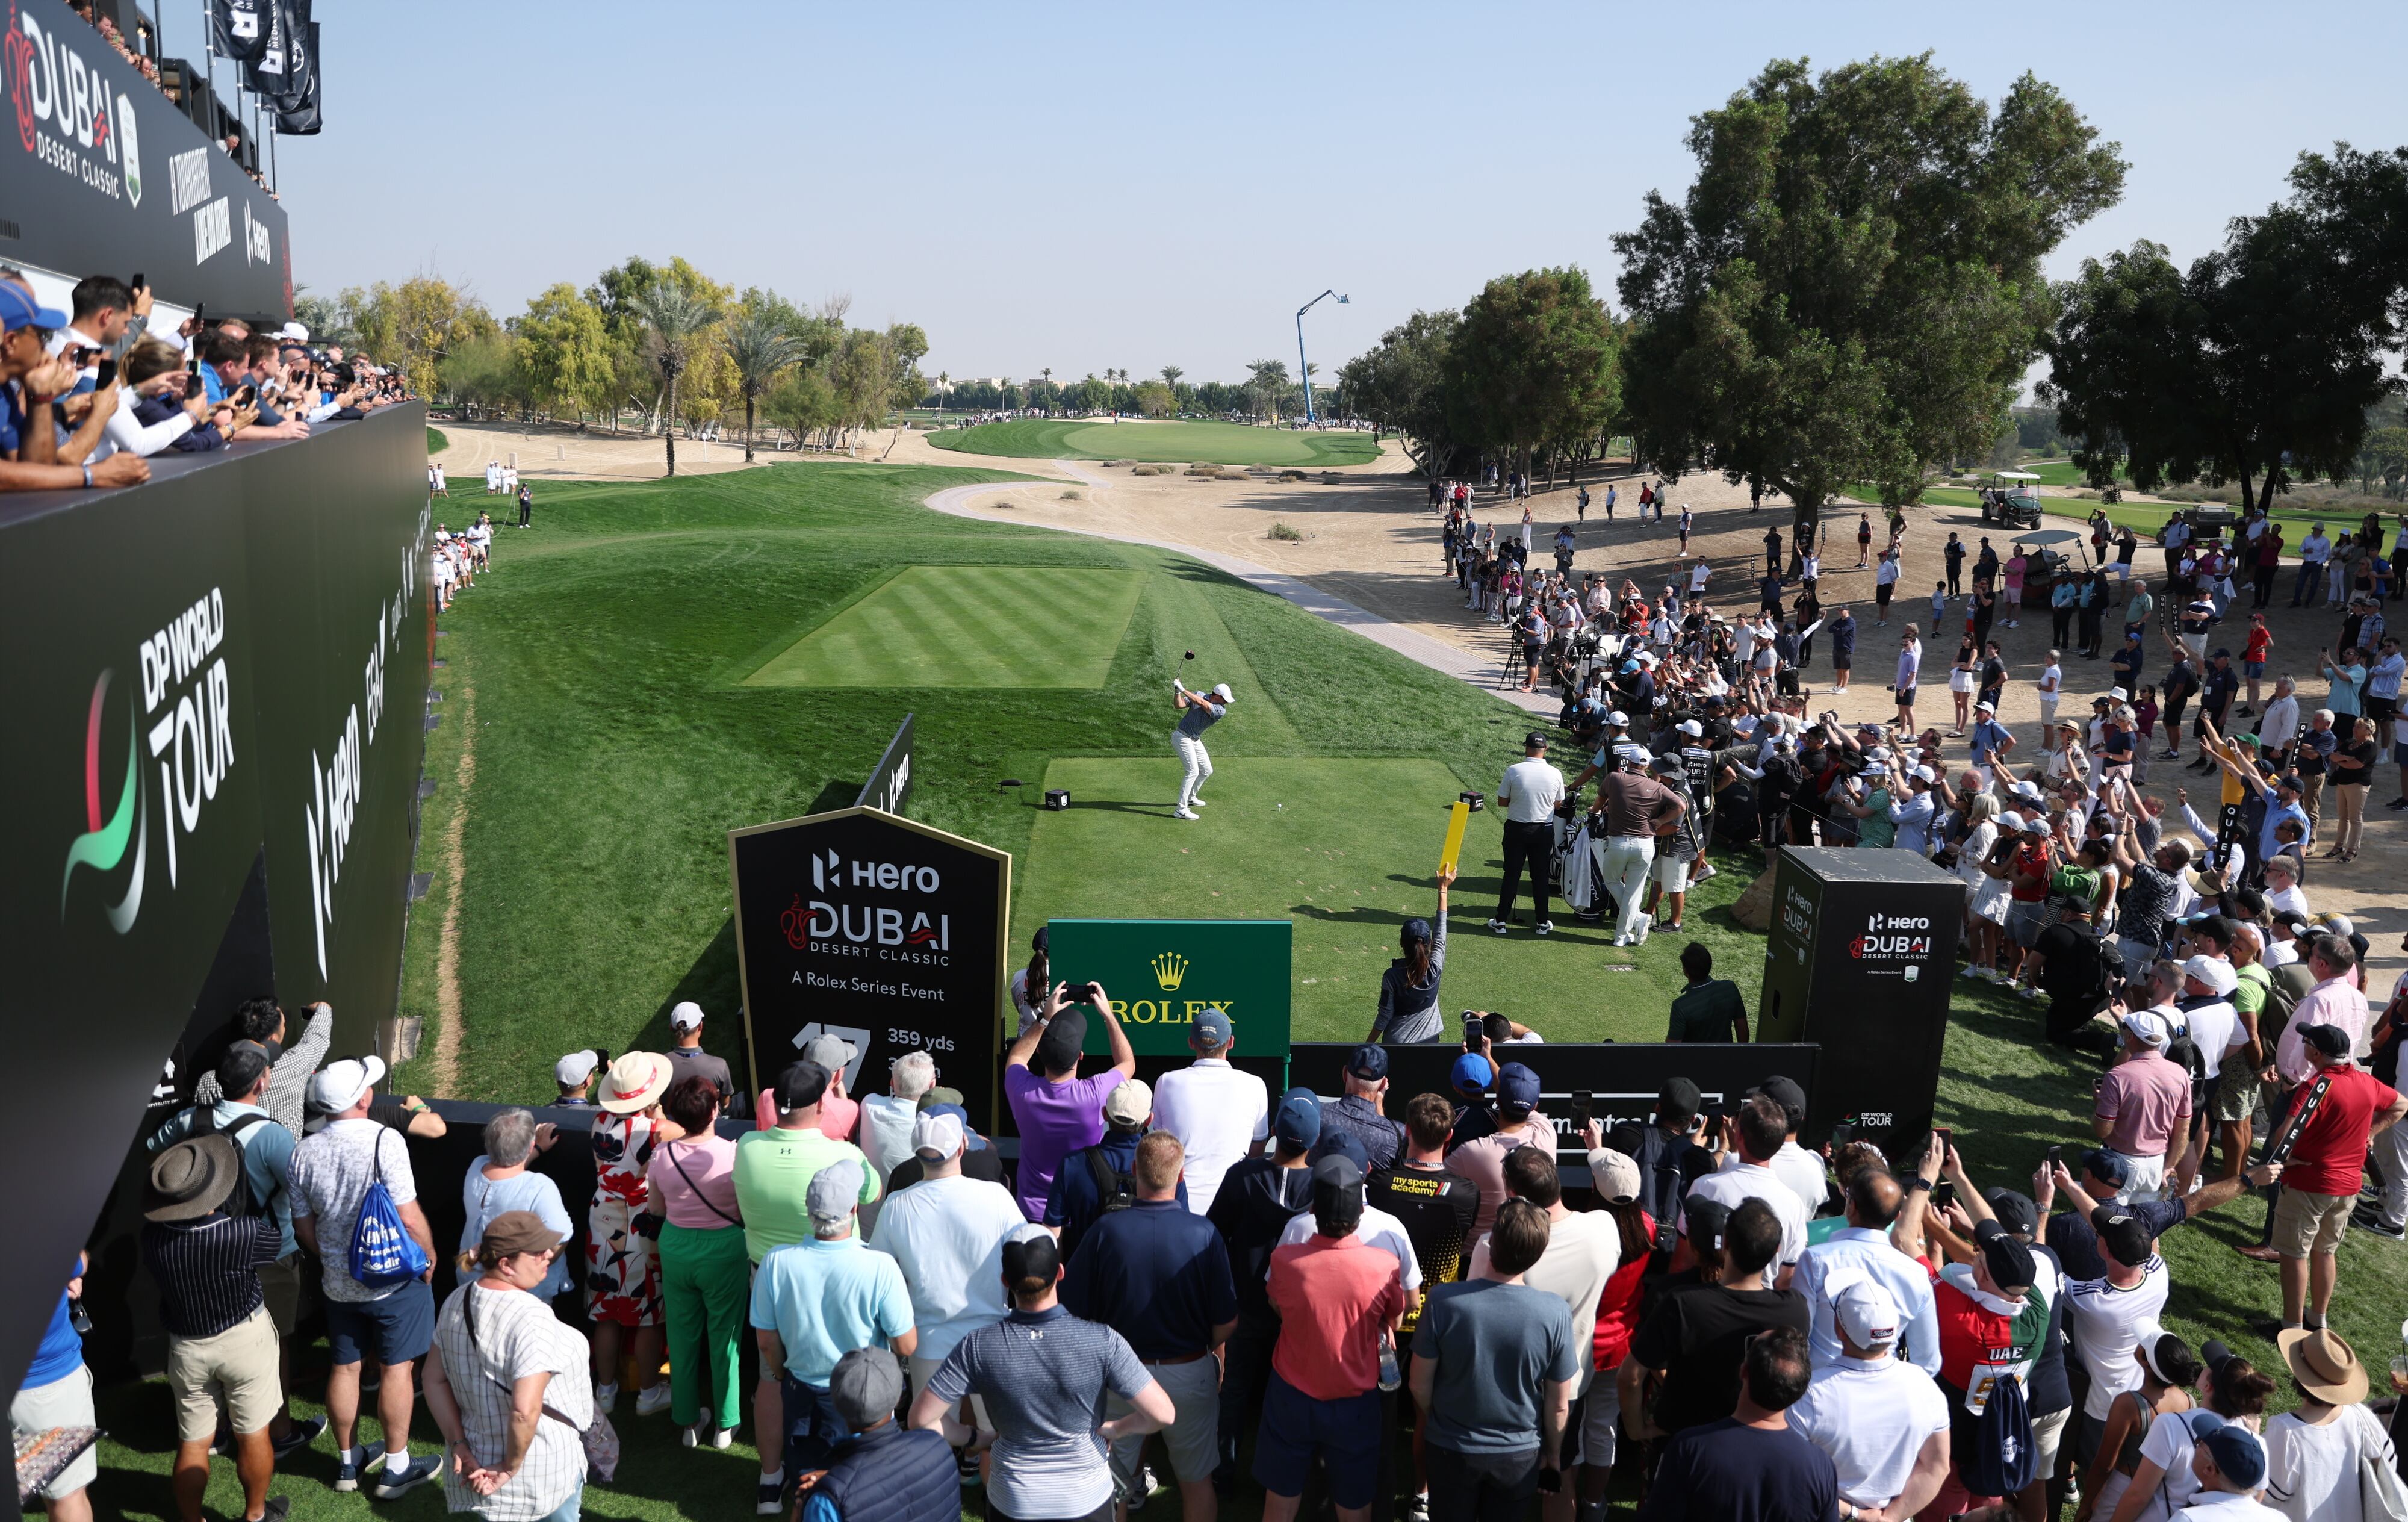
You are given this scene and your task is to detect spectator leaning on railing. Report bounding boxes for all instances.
[0,282,149,489]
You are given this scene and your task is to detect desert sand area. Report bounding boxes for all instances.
[432,415,2401,983]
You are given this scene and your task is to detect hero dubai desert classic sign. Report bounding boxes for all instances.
[1849,910,1937,982]
[729,806,1010,1114]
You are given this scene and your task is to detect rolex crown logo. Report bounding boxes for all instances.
[1150,952,1189,991]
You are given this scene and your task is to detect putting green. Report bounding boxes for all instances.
[743,565,1144,688]
[1011,756,1758,1045]
[927,417,1380,467]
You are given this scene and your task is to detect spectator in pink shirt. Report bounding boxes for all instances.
[2276,937,2370,1086]
[2093,1008,2192,1204]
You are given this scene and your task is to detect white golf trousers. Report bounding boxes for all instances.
[1175,732,1214,808]
[1594,834,1656,942]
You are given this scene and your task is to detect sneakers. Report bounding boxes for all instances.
[2352,1207,2407,1240]
[1188,796,1207,809]
[2387,798,2408,810]
[367,1454,441,1501]
[595,1382,619,1415]
[960,1448,985,1488]
[1173,807,1197,821]
[271,1415,326,1461]
[759,1473,788,1515]
[683,1422,735,1449]
[1488,918,1510,935]
[1534,920,1554,936]
[249,1499,293,1522]
[334,1456,362,1494]
[635,1383,673,1418]
[1406,1495,1432,1522]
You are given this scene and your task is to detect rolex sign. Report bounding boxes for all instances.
[1044,919,1293,1057]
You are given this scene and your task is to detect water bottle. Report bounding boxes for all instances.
[1377,1331,1401,1392]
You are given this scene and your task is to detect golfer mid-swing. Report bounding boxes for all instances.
[1171,679,1232,819]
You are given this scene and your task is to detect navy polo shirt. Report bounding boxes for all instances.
[1061,1199,1237,1362]
[1041,1129,1188,1233]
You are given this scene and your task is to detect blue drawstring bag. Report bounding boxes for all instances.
[350,1129,430,1289]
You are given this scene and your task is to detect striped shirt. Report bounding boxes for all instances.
[140,1214,282,1338]
[433,1282,592,1520]
[191,1005,334,1138]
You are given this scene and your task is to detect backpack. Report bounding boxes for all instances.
[191,1107,272,1219]
[1082,1144,1137,1219]
[349,1129,432,1290]
[1960,1369,2037,1499]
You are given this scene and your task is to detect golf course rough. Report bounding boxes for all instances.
[927,417,1380,468]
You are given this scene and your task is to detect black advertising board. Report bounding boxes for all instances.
[1757,846,1966,1160]
[730,807,1010,1131]
[1,0,293,318]
[0,403,429,1406]
[854,712,914,814]
[1290,1041,1823,1162]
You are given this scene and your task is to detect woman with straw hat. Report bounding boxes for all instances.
[2262,1328,2400,1521]
[588,1052,681,1420]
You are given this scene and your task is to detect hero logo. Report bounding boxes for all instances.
[301,593,405,979]
[1849,911,1934,962]
[60,589,238,934]
[7,4,140,205]
[784,846,950,959]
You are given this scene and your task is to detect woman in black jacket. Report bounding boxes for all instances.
[1368,864,1453,1043]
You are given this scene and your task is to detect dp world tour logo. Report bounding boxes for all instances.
[60,670,147,933]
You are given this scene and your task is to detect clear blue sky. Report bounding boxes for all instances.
[272,1,2407,387]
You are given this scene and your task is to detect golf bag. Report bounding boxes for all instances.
[1558,810,1622,924]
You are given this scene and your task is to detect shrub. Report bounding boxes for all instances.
[1268,522,1304,541]
[1280,469,1308,481]
[1060,489,1082,500]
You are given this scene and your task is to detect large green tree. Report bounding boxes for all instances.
[1614,55,2124,553]
[510,284,615,421]
[2041,144,2408,514]
[1450,267,1619,475]
[1339,309,1462,479]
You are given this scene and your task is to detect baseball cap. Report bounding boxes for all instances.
[918,1086,966,1112]
[1002,1227,1063,1287]
[2120,1010,2173,1050]
[1590,1148,1642,1201]
[776,1058,832,1113]
[1346,1043,1390,1082]
[806,1158,864,1227]
[1211,683,1233,701]
[1191,1007,1233,1047]
[1104,1078,1153,1128]
[214,1040,272,1101]
[1034,1008,1086,1073]
[1450,1052,1494,1096]
[668,1001,706,1031]
[2082,1148,2132,1188]
[308,1055,385,1115]
[1658,1077,1702,1126]
[804,1032,857,1074]
[2182,954,2239,997]
[1911,765,1936,784]
[1400,917,1432,946]
[1677,719,1704,738]
[555,1049,600,1087]
[1973,1219,2037,1291]
[0,283,67,332]
[1274,1087,1322,1148]
[1751,1076,1808,1119]
[2184,1411,2267,1490]
[1683,1194,1733,1251]
[1311,1154,1365,1234]
[1985,1188,2041,1239]
[2091,1205,2155,1269]
[1605,710,1629,727]
[828,1347,905,1432]
[1974,700,1996,712]
[1311,1128,1371,1172]
[911,1110,966,1159]
[1834,1280,1901,1349]
[1495,1062,1541,1115]
[1524,730,1550,750]
[2303,1022,2353,1060]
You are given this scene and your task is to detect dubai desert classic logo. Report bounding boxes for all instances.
[60,670,148,934]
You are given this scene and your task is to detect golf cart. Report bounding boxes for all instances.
[2014,527,2090,606]
[1980,471,2044,530]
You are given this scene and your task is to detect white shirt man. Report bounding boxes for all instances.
[2300,529,2331,567]
[1498,747,1566,824]
[1148,1009,1267,1217]
[1787,1283,1950,1519]
[858,1051,937,1193]
[2176,956,2244,1084]
[1689,559,1710,595]
[867,1112,1026,1399]
[1793,1181,1943,1375]
[2258,680,2300,753]
[2063,1211,2170,1426]
[1684,1100,1810,1270]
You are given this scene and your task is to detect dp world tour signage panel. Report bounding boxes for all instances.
[728,806,1009,1129]
[1045,919,1292,1057]
[1,0,293,319]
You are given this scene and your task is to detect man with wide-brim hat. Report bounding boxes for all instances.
[588,1052,677,1420]
[141,1135,290,1522]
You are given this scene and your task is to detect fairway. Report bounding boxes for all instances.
[1012,756,1760,1043]
[743,565,1144,688]
[927,416,1381,467]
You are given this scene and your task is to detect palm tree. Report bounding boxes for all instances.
[936,370,949,415]
[628,275,721,476]
[1161,364,1183,394]
[724,308,805,463]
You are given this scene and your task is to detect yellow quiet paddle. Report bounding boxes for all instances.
[1438,800,1471,877]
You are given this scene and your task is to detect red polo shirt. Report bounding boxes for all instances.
[1267,1234,1408,1400]
[2282,1066,2401,1197]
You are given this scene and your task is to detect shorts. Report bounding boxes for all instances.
[1833,655,1852,673]
[1653,854,1690,890]
[259,1252,305,1338]
[2244,660,2266,678]
[2008,898,2049,949]
[1252,1370,1382,1508]
[324,1279,435,1367]
[2032,1405,2070,1478]
[169,1306,282,1441]
[1897,686,1917,707]
[12,1365,98,1500]
[1568,1368,1621,1470]
[907,1352,990,1430]
[2273,1188,2354,1260]
[1109,1355,1218,1492]
[2213,1063,2261,1125]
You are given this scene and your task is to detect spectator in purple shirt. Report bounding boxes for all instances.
[1003,983,1137,1220]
